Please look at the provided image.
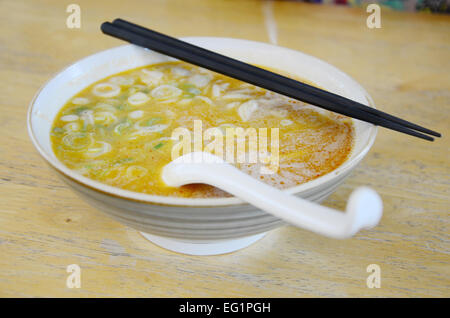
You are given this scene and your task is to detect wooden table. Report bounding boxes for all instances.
[0,0,448,297]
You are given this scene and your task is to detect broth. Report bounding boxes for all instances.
[51,61,353,198]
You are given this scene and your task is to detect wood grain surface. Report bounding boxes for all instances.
[0,0,448,297]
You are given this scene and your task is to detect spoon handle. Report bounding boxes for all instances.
[163,152,382,239]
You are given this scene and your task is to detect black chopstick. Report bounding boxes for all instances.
[101,21,440,141]
[101,21,433,141]
[112,19,441,139]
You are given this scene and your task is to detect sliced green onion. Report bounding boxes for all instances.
[114,158,134,165]
[62,133,90,149]
[178,83,201,97]
[74,106,89,115]
[145,117,162,126]
[114,120,132,135]
[51,127,65,136]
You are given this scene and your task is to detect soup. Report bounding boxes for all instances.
[50,61,353,198]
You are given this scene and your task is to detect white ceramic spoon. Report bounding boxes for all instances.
[162,152,382,239]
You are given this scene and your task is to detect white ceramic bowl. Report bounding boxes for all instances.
[28,38,377,255]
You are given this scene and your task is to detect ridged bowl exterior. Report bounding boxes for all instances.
[56,166,353,240]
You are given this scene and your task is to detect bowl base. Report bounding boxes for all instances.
[140,232,267,255]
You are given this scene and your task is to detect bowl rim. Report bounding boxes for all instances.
[27,38,377,207]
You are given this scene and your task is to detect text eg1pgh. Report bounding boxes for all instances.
[223,302,270,313]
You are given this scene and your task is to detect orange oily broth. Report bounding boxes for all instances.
[50,61,354,198]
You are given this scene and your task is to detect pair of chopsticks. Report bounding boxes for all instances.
[101,19,441,141]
